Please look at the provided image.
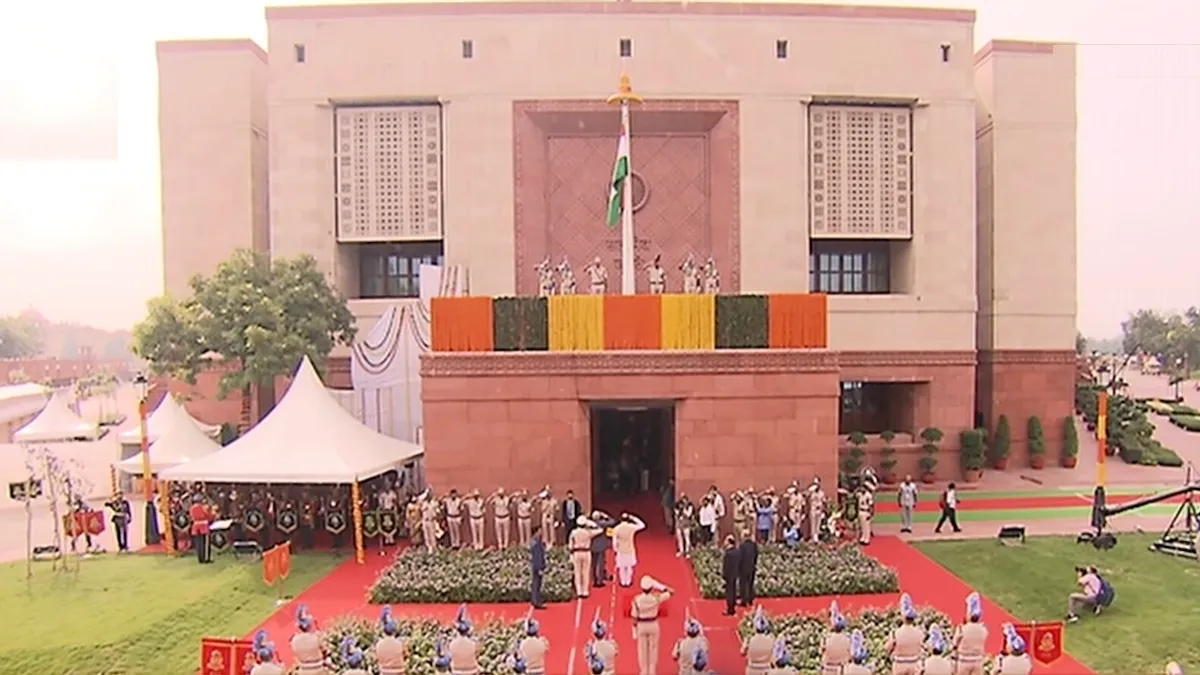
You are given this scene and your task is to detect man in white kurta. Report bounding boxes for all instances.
[611,513,646,587]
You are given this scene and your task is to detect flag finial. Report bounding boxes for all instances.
[607,72,644,105]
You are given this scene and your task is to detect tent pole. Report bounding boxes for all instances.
[351,481,365,565]
[158,480,176,555]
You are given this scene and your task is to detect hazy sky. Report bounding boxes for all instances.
[1,0,1197,335]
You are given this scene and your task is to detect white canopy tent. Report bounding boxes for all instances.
[13,391,101,443]
[117,394,220,445]
[115,416,222,474]
[160,356,423,484]
[0,383,51,427]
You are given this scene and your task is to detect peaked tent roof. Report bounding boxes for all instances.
[0,382,51,426]
[13,391,102,443]
[117,394,220,445]
[160,357,422,484]
[116,415,222,474]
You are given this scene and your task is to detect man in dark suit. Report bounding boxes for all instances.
[529,525,547,609]
[561,490,583,537]
[590,509,616,587]
[737,532,759,607]
[721,535,741,615]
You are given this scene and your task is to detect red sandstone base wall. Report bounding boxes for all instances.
[978,350,1075,467]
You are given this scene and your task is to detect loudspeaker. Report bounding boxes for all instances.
[997,525,1026,545]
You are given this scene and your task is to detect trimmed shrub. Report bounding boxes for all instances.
[1170,414,1200,432]
[1170,404,1200,416]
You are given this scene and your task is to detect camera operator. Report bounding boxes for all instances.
[1066,565,1102,623]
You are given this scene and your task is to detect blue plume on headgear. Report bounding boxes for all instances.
[434,636,451,671]
[899,593,917,622]
[830,601,846,631]
[1002,624,1026,655]
[341,636,364,667]
[252,630,275,662]
[455,604,472,634]
[850,629,869,664]
[380,605,399,636]
[966,592,982,621]
[692,646,709,672]
[592,615,608,639]
[752,605,770,633]
[928,625,948,654]
[685,616,702,637]
[772,637,789,668]
[295,603,314,632]
[585,643,605,675]
[525,616,540,636]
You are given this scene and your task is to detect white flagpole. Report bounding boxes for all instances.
[620,99,636,295]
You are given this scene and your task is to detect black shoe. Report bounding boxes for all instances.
[934,529,942,534]
[533,604,547,610]
[722,610,735,616]
[953,528,962,533]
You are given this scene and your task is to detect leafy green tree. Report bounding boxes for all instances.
[132,250,356,399]
[0,315,42,358]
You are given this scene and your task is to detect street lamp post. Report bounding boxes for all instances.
[134,373,161,545]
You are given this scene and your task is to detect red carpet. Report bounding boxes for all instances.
[242,534,1092,674]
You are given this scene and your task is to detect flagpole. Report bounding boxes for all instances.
[608,73,642,295]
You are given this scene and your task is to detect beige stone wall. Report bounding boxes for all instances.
[264,3,979,351]
[157,40,269,297]
[974,41,1078,351]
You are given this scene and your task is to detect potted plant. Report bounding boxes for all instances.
[843,431,868,475]
[1027,416,1046,469]
[878,430,898,484]
[959,428,985,483]
[1062,416,1079,468]
[991,414,1012,470]
[918,427,943,484]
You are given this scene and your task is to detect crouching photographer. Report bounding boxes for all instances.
[1066,565,1114,623]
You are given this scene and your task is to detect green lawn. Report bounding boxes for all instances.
[0,552,342,675]
[916,534,1200,675]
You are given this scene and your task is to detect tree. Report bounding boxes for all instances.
[132,250,356,400]
[0,315,42,358]
[1122,308,1200,376]
[1075,332,1087,355]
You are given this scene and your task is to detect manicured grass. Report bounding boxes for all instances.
[915,534,1200,675]
[874,503,1179,524]
[0,552,342,675]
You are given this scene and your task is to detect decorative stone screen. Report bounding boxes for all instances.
[808,105,912,239]
[335,105,443,241]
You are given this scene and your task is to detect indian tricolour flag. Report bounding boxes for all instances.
[605,124,630,228]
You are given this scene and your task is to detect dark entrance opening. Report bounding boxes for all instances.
[589,402,675,505]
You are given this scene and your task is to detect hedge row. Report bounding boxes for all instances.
[1075,385,1184,468]
[1169,414,1200,432]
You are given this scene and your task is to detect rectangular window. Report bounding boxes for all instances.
[619,38,633,58]
[839,381,909,434]
[776,40,788,59]
[462,40,474,59]
[294,44,306,63]
[358,242,444,299]
[809,240,891,294]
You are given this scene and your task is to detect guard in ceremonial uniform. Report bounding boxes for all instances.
[922,625,954,675]
[444,489,464,549]
[673,614,708,675]
[291,604,327,675]
[820,601,851,675]
[569,516,605,598]
[434,636,453,673]
[953,593,988,675]
[538,487,558,547]
[886,593,924,675]
[765,638,795,675]
[585,646,607,675]
[250,630,285,675]
[517,616,550,675]
[300,493,317,550]
[376,606,408,675]
[690,647,710,674]
[586,612,618,675]
[995,624,1033,675]
[448,605,480,675]
[189,494,213,564]
[742,607,774,675]
[856,487,874,545]
[631,575,673,675]
[466,490,486,550]
[490,488,513,549]
[843,630,872,675]
[341,637,370,675]
[515,490,534,547]
[104,491,132,553]
[420,492,441,553]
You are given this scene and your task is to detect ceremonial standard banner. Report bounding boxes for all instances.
[1012,621,1065,666]
[62,511,105,538]
[277,542,292,581]
[200,637,254,675]
[261,546,280,587]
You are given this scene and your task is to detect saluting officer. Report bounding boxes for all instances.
[742,607,774,675]
[856,487,874,545]
[820,602,851,675]
[922,625,954,675]
[953,593,989,675]
[765,638,795,675]
[465,490,486,550]
[673,614,708,675]
[250,631,285,675]
[376,606,408,675]
[538,486,558,547]
[341,638,369,675]
[490,488,513,549]
[517,616,550,675]
[448,605,480,675]
[886,594,925,675]
[444,489,464,549]
[586,612,618,675]
[516,490,534,547]
[631,575,673,675]
[995,624,1033,675]
[290,605,327,675]
[569,516,605,598]
[843,631,872,675]
[420,492,441,553]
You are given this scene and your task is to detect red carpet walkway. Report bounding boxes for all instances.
[247,534,1092,674]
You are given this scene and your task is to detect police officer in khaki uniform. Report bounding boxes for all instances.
[995,624,1033,675]
[953,593,988,675]
[741,607,774,675]
[376,606,408,675]
[448,605,480,675]
[490,488,512,549]
[586,612,618,675]
[465,490,486,550]
[340,637,370,675]
[731,491,750,540]
[444,489,464,549]
[631,575,673,675]
[538,486,558,547]
[250,631,285,675]
[843,631,872,675]
[807,479,826,543]
[516,490,534,547]
[673,615,708,675]
[820,602,851,675]
[516,616,550,675]
[785,485,804,538]
[856,487,874,545]
[569,516,605,598]
[885,593,924,675]
[290,605,327,675]
[690,647,711,674]
[765,638,795,675]
[922,625,954,675]
[420,492,441,553]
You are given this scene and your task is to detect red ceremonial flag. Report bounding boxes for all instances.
[82,511,105,536]
[200,638,235,675]
[231,639,256,675]
[262,547,280,587]
[277,542,292,581]
[1011,622,1065,666]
